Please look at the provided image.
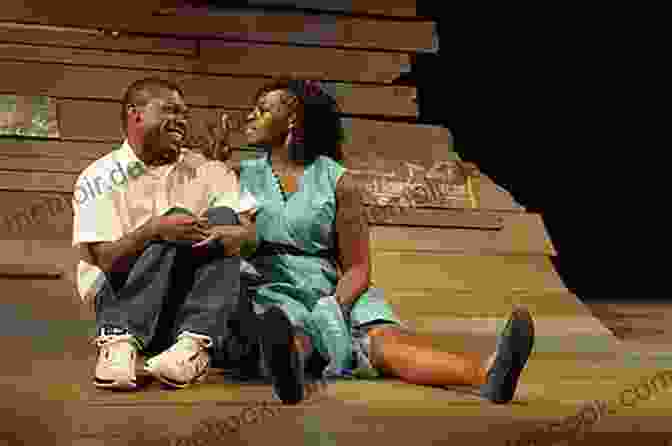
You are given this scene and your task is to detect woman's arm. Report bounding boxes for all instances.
[334,171,371,306]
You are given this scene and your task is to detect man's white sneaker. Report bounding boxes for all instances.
[144,332,211,389]
[93,333,139,390]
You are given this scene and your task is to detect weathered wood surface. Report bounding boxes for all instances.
[0,167,523,224]
[0,142,524,221]
[0,41,408,84]
[157,1,420,18]
[370,212,555,255]
[0,191,73,240]
[371,252,567,294]
[52,99,433,147]
[0,22,196,55]
[0,8,433,51]
[0,61,417,118]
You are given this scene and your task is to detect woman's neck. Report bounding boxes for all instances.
[269,141,301,168]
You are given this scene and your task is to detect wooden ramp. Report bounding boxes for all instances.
[2,2,671,445]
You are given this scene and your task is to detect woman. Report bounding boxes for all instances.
[205,79,535,405]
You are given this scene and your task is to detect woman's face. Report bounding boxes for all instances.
[245,89,295,146]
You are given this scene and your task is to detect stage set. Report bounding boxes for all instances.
[1,2,671,445]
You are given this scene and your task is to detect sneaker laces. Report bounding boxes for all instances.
[92,334,136,367]
[170,335,209,365]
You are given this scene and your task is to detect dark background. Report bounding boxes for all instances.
[412,4,653,302]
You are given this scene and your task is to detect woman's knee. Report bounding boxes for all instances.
[366,324,404,341]
[203,206,239,225]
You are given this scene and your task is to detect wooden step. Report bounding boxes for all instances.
[371,252,567,292]
[371,213,555,256]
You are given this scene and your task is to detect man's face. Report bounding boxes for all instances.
[245,90,294,146]
[136,88,188,165]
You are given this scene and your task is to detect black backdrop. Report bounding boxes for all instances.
[413,4,654,302]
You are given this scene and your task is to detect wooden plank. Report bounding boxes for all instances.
[157,1,419,18]
[0,138,110,160]
[0,9,433,52]
[376,290,596,319]
[199,40,409,83]
[0,141,523,220]
[0,154,541,238]
[0,239,75,267]
[0,170,75,193]
[0,22,196,56]
[0,61,417,118]
[54,99,444,157]
[0,154,90,173]
[0,42,408,84]
[0,140,260,175]
[371,252,567,293]
[347,151,481,211]
[370,212,556,256]
[365,206,504,229]
[0,191,73,240]
[142,11,435,52]
[3,0,419,22]
[0,264,62,278]
[0,238,79,298]
[1,0,163,23]
[0,139,522,220]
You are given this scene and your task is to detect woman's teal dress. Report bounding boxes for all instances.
[240,154,402,375]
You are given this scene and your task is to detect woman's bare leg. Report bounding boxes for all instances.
[367,325,495,387]
[367,307,535,405]
[294,332,313,358]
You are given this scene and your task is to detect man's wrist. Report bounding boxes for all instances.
[137,219,160,244]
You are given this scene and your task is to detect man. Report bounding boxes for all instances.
[72,78,305,404]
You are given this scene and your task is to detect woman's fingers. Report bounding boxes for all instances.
[192,234,217,247]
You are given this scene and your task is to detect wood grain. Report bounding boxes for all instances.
[0,22,196,55]
[157,1,419,18]
[53,99,446,158]
[0,41,408,83]
[0,139,522,215]
[370,212,556,256]
[366,206,505,229]
[0,61,417,117]
[0,9,432,51]
[0,191,73,240]
[371,252,567,292]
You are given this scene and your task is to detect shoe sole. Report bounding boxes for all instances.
[144,364,209,389]
[483,306,535,404]
[94,377,138,391]
[260,307,304,405]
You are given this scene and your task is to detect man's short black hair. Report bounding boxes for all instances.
[120,77,184,136]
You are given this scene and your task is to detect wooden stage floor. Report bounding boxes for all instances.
[4,293,672,446]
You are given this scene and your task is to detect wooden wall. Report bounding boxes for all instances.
[0,2,566,314]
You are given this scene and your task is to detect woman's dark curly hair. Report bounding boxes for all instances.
[253,78,345,164]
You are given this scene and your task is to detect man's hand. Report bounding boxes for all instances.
[192,225,246,256]
[144,215,210,242]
